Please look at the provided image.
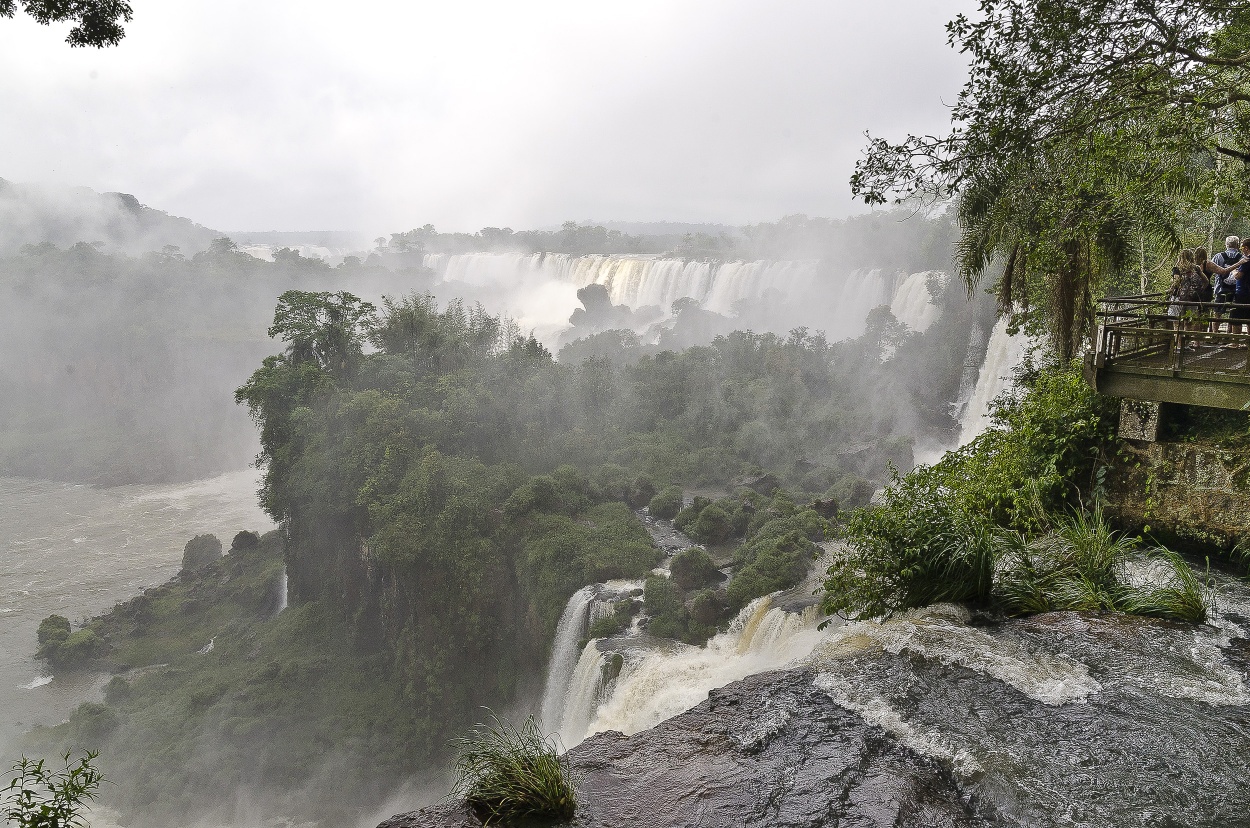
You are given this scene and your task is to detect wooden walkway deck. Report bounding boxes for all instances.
[1087,295,1250,410]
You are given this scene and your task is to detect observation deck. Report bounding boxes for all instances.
[1086,294,1250,411]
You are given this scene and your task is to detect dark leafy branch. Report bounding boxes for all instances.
[0,0,133,46]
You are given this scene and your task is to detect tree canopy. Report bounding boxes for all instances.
[852,0,1250,357]
[1,0,132,46]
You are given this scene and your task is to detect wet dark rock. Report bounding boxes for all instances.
[379,669,984,828]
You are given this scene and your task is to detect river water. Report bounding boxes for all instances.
[0,470,272,759]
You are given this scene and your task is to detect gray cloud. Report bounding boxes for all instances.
[0,0,971,233]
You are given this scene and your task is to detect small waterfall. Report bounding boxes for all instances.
[540,580,644,738]
[539,586,598,730]
[557,644,612,746]
[953,320,988,421]
[889,271,943,333]
[275,566,288,615]
[562,596,823,747]
[958,316,1031,444]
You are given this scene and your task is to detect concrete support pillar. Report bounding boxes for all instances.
[1119,400,1161,442]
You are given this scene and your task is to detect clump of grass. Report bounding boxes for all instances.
[452,714,576,825]
[993,510,1209,622]
[1115,548,1209,623]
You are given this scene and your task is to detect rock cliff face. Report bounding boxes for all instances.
[379,669,983,828]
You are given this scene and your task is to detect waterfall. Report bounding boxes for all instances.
[957,316,1031,444]
[889,270,943,333]
[420,253,910,344]
[276,566,288,615]
[539,586,598,730]
[424,253,824,317]
[556,596,823,747]
[540,580,644,739]
[953,320,988,421]
[557,644,612,746]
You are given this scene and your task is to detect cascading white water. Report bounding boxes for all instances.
[539,579,645,741]
[558,596,824,747]
[557,644,611,746]
[276,567,288,614]
[421,253,922,345]
[539,585,597,730]
[424,253,823,317]
[889,270,942,333]
[957,316,1031,444]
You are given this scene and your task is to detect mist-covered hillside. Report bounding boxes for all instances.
[0,178,221,256]
[0,189,987,485]
[0,241,434,483]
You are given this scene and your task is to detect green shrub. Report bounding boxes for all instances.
[727,530,817,611]
[669,547,719,590]
[230,530,260,551]
[181,534,222,572]
[829,476,876,510]
[691,505,732,544]
[36,615,71,659]
[627,475,657,508]
[452,715,576,824]
[46,629,105,669]
[68,702,119,745]
[643,575,688,639]
[643,575,682,617]
[995,511,1208,622]
[822,468,994,620]
[673,497,711,534]
[690,590,730,630]
[647,486,683,520]
[587,615,623,639]
[822,361,1123,621]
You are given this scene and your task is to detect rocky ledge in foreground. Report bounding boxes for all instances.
[380,668,983,828]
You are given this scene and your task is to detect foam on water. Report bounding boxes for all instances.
[578,596,824,745]
[805,604,1101,706]
[814,672,983,774]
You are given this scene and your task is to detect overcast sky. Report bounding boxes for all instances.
[0,1,970,235]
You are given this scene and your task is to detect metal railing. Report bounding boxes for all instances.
[1093,293,1250,377]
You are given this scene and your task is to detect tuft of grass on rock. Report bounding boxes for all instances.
[452,714,576,825]
[993,511,1209,622]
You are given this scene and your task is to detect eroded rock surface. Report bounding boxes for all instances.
[379,668,983,828]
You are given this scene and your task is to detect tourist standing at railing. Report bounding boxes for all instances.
[1209,237,1243,334]
[1228,240,1250,348]
[1170,249,1208,351]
